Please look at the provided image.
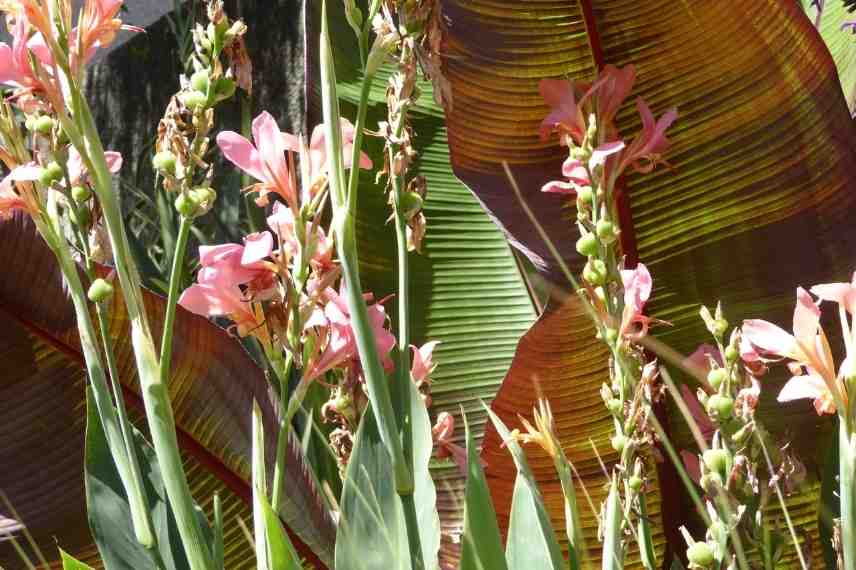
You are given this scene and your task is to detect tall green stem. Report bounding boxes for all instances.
[38,217,154,549]
[160,215,193,385]
[840,418,856,570]
[270,352,293,510]
[68,83,213,570]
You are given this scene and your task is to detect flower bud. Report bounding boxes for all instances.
[707,368,727,391]
[87,278,114,303]
[39,161,64,186]
[190,69,210,93]
[606,398,623,415]
[24,115,36,131]
[576,233,598,257]
[611,434,627,452]
[603,328,618,345]
[686,542,714,568]
[596,219,616,242]
[152,151,177,175]
[702,448,729,476]
[628,476,643,492]
[724,344,739,363]
[215,77,236,100]
[576,186,593,205]
[583,259,607,285]
[712,319,728,337]
[71,185,92,202]
[706,394,734,421]
[34,115,54,135]
[175,193,198,218]
[70,206,90,227]
[181,90,208,111]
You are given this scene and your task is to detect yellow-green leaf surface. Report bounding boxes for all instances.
[803,0,856,114]
[0,214,334,568]
[308,3,538,564]
[440,0,856,564]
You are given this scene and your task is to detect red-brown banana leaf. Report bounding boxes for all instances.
[0,214,335,568]
[438,0,856,565]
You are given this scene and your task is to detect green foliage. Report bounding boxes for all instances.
[459,414,508,570]
[84,388,213,570]
[59,549,96,570]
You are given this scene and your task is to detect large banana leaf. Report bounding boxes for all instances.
[803,0,856,115]
[307,2,538,565]
[438,0,856,564]
[0,214,334,568]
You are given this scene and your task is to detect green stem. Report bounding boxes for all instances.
[320,0,412,493]
[160,215,193,385]
[840,418,856,570]
[601,476,624,570]
[71,82,214,570]
[270,352,293,510]
[554,453,583,570]
[38,217,155,549]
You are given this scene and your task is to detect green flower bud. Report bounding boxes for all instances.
[576,186,593,205]
[71,185,92,203]
[39,161,64,186]
[611,434,627,452]
[702,448,729,476]
[175,192,198,217]
[181,90,208,111]
[70,206,90,227]
[707,368,727,391]
[152,150,177,175]
[399,191,424,218]
[628,476,643,492]
[603,328,618,345]
[606,398,623,415]
[214,77,236,100]
[24,115,36,131]
[712,318,729,337]
[706,394,734,420]
[190,69,210,93]
[686,542,715,568]
[596,219,616,241]
[583,259,607,285]
[575,233,599,257]
[724,344,739,363]
[87,278,114,303]
[33,115,54,135]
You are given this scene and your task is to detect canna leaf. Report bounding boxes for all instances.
[409,377,442,569]
[0,213,333,568]
[439,0,856,564]
[485,408,563,570]
[459,412,508,570]
[802,0,856,115]
[259,492,304,570]
[60,548,96,570]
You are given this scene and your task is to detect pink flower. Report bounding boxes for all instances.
[217,111,300,207]
[432,412,470,475]
[617,98,678,175]
[591,65,636,136]
[304,287,396,381]
[0,170,31,219]
[677,384,716,484]
[0,14,53,92]
[410,341,439,386]
[743,287,844,415]
[540,141,625,195]
[178,278,262,338]
[810,272,856,315]
[619,262,653,339]
[266,201,334,271]
[67,146,123,185]
[197,232,277,296]
[306,118,372,197]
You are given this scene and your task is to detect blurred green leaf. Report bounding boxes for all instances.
[60,548,96,570]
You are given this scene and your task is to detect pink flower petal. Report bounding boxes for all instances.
[590,140,625,167]
[241,232,273,265]
[216,131,266,182]
[741,319,796,359]
[792,287,820,344]
[777,374,827,403]
[540,180,578,194]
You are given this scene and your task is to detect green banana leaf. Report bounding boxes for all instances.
[0,213,334,568]
[803,0,856,114]
[307,2,538,565]
[437,0,856,565]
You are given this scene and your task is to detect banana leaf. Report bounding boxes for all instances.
[438,0,856,564]
[0,213,334,568]
[306,2,538,565]
[803,0,856,115]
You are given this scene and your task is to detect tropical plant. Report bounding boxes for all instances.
[2,0,856,569]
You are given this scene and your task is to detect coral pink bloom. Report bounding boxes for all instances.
[0,171,31,219]
[432,412,470,475]
[179,278,261,337]
[538,78,589,145]
[67,147,123,184]
[591,65,636,134]
[266,201,334,270]
[0,15,53,91]
[217,111,300,207]
[196,232,276,296]
[778,369,837,415]
[619,262,653,339]
[411,341,439,386]
[540,141,624,195]
[617,98,678,175]
[810,272,856,315]
[307,119,373,185]
[304,287,396,381]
